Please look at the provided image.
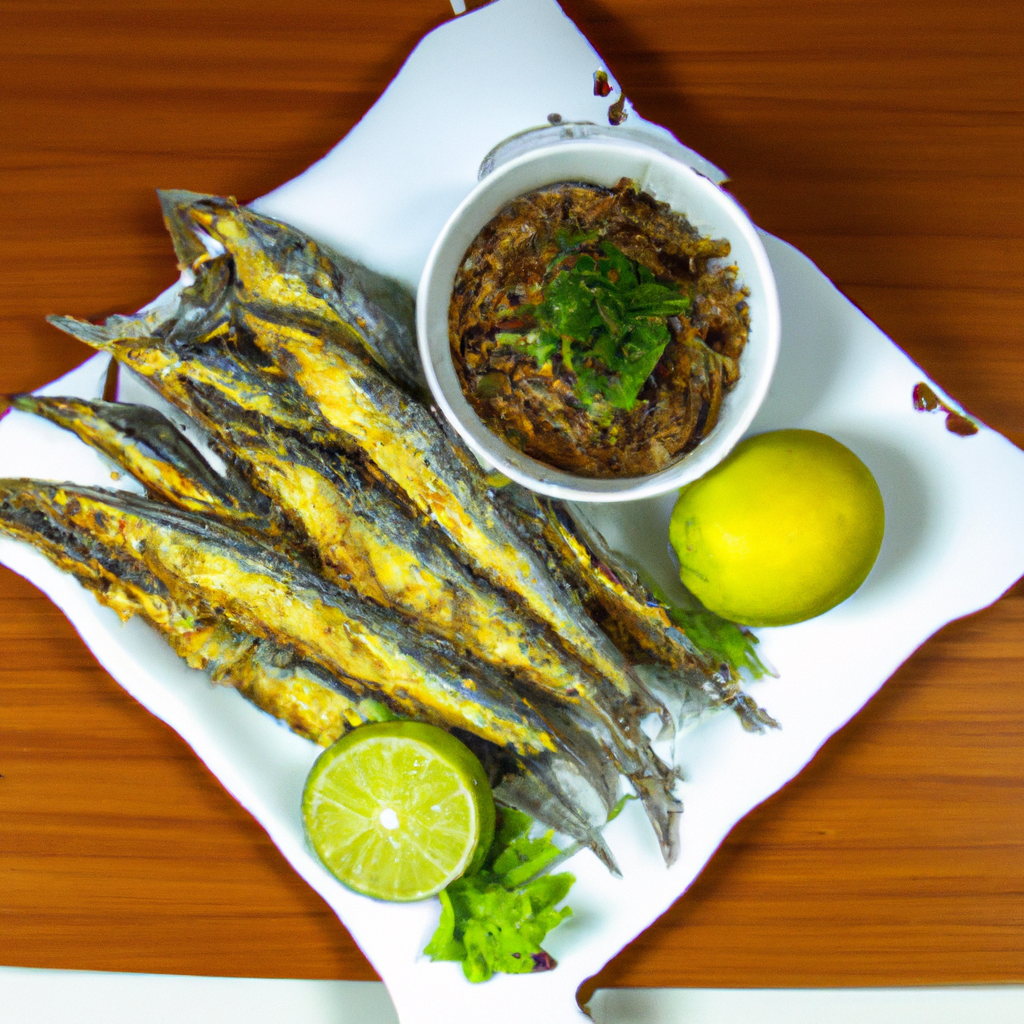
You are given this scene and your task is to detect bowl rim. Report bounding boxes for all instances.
[416,137,781,503]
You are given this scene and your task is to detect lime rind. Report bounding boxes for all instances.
[302,722,496,902]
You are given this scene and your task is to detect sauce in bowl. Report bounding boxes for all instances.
[449,178,750,478]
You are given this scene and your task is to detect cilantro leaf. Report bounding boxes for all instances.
[423,808,575,983]
[628,282,692,317]
[496,240,691,413]
[496,329,558,367]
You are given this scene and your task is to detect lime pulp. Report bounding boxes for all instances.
[302,721,496,902]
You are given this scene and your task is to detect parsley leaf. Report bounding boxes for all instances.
[423,808,574,983]
[499,241,690,413]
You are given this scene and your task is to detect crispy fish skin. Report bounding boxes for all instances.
[47,271,639,713]
[453,727,620,875]
[45,306,633,734]
[189,319,679,856]
[47,255,340,452]
[71,360,627,815]
[147,612,388,748]
[51,298,660,711]
[7,393,275,526]
[234,402,638,815]
[541,496,711,670]
[158,419,626,810]
[52,388,626,813]
[0,478,565,759]
[557,500,778,731]
[52,296,682,862]
[182,401,634,733]
[0,478,621,864]
[158,190,426,396]
[46,248,236,357]
[48,315,332,446]
[47,305,633,739]
[46,211,686,861]
[227,431,647,817]
[158,619,380,747]
[498,485,777,732]
[238,310,650,694]
[0,476,373,744]
[225,641,396,745]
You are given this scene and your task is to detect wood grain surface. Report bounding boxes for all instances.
[1,0,1022,994]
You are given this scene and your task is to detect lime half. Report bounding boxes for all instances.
[302,721,495,902]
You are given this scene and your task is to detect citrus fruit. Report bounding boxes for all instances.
[669,429,885,626]
[302,721,495,902]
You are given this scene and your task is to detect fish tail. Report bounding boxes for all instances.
[453,730,621,875]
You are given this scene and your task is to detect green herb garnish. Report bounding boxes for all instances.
[633,568,769,679]
[667,607,769,680]
[423,808,574,983]
[498,241,690,413]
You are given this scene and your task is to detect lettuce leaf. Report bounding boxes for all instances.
[423,808,574,983]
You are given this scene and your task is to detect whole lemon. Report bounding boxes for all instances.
[669,429,885,626]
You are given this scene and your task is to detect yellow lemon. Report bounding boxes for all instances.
[669,429,884,626]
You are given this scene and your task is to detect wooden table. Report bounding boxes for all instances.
[2,0,1022,996]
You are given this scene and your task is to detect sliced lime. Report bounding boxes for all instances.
[302,721,496,902]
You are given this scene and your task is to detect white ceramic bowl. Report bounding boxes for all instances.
[417,138,781,502]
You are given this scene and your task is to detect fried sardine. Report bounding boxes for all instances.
[22,189,783,869]
[52,269,683,863]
